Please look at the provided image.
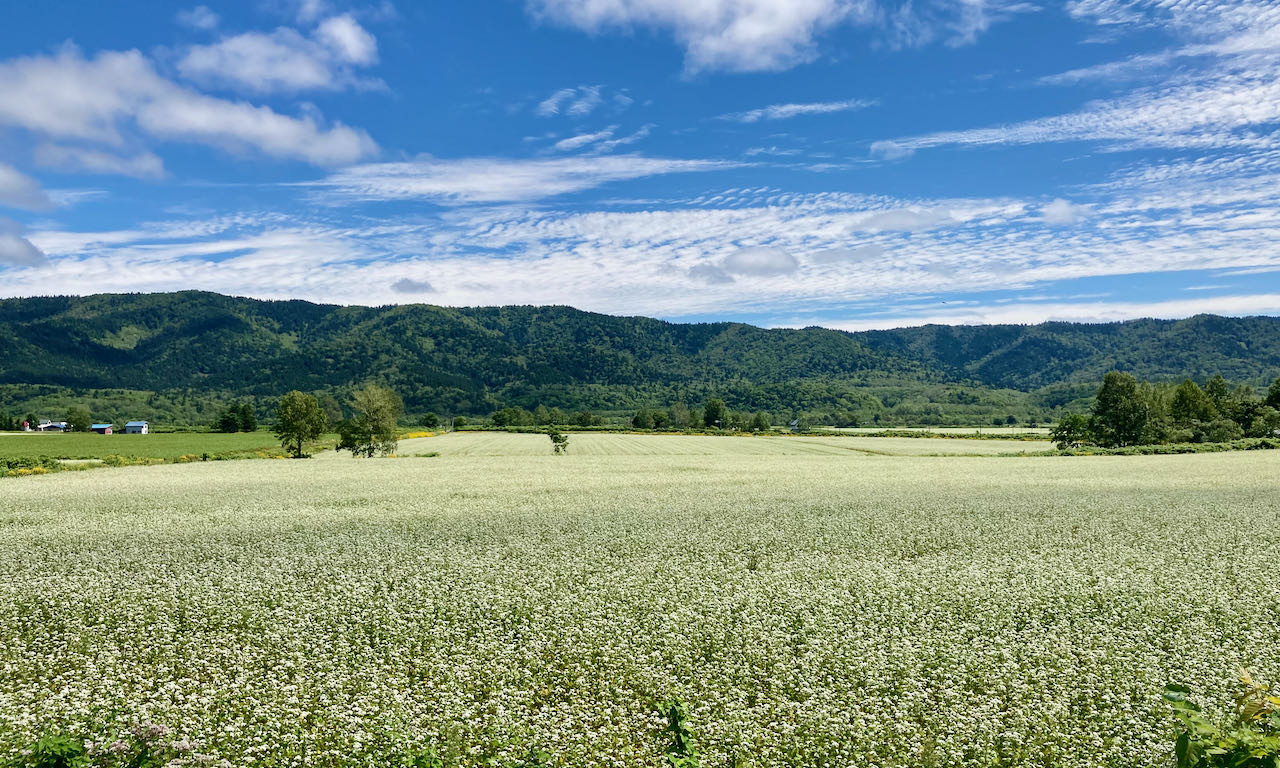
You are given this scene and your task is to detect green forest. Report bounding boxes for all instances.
[2,291,1279,428]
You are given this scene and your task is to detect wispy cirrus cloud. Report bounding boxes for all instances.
[824,294,1280,331]
[312,154,734,203]
[18,151,1280,324]
[536,85,609,117]
[720,98,876,123]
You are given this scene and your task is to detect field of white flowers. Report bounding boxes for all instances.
[2,439,1278,766]
[394,431,1048,457]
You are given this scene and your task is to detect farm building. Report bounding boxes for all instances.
[124,421,149,434]
[90,423,113,435]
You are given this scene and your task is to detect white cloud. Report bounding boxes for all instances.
[11,145,1280,323]
[883,0,1038,48]
[314,154,734,203]
[390,277,435,293]
[721,98,875,122]
[0,219,47,266]
[0,234,46,267]
[878,69,1280,155]
[689,263,735,283]
[1041,198,1091,224]
[527,0,1033,73]
[176,5,220,30]
[876,2,1280,159]
[825,294,1280,331]
[869,140,913,160]
[528,0,869,72]
[809,243,886,264]
[178,15,379,93]
[296,0,332,24]
[34,144,165,178]
[316,14,379,64]
[0,47,377,167]
[0,162,54,211]
[723,247,800,276]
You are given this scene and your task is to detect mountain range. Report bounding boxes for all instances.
[2,292,1278,425]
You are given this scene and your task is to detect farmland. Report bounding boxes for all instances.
[0,431,290,461]
[394,431,1053,457]
[2,433,1277,767]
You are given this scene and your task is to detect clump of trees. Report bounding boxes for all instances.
[274,391,327,458]
[215,402,258,433]
[1053,371,1280,449]
[338,384,404,457]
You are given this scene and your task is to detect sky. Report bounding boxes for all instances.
[1,0,1280,330]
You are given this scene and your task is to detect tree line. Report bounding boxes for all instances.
[1053,372,1280,449]
[486,399,776,432]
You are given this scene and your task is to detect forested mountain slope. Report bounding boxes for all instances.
[1,292,1278,419]
[858,315,1280,390]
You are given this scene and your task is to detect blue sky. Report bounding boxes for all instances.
[1,0,1279,329]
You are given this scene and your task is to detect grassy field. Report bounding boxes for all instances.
[2,435,1277,767]
[394,431,1053,457]
[0,430,290,460]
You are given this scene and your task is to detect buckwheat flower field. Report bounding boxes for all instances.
[2,436,1278,766]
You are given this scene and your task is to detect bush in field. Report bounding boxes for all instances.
[547,429,569,454]
[273,391,327,458]
[660,699,700,768]
[1164,671,1279,767]
[1051,413,1092,449]
[338,384,403,457]
[10,724,216,768]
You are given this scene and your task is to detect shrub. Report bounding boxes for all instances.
[1164,671,1279,767]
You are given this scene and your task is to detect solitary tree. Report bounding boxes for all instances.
[703,399,728,429]
[66,406,92,433]
[274,391,327,458]
[1090,371,1150,447]
[548,428,569,454]
[338,384,403,457]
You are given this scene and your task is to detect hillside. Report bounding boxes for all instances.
[1,292,1278,424]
